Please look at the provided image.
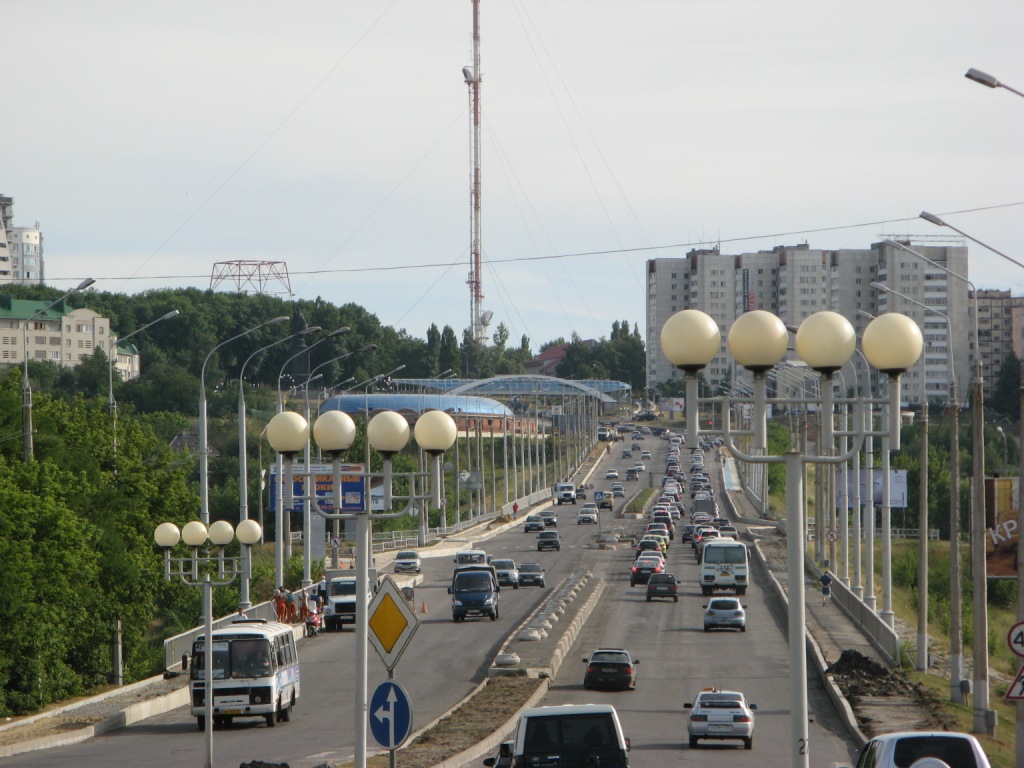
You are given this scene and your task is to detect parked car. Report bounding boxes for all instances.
[524,515,545,532]
[685,688,757,749]
[537,530,562,551]
[582,648,639,690]
[703,597,747,631]
[843,731,991,768]
[646,573,679,602]
[491,559,520,589]
[393,550,422,573]
[517,563,546,587]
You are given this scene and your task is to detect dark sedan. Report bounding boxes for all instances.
[537,531,562,551]
[582,648,639,690]
[646,573,679,602]
[517,563,546,587]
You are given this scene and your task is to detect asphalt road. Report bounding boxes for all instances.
[0,430,863,768]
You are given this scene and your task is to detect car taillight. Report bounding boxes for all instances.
[733,714,751,723]
[587,665,598,674]
[631,566,639,573]
[624,666,634,675]
[690,714,707,722]
[704,609,714,615]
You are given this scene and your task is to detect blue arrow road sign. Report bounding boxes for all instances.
[369,681,413,749]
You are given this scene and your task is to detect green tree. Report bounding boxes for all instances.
[991,352,1021,421]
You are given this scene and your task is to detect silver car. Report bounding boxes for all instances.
[703,597,746,632]
[685,688,757,749]
[491,559,520,589]
[393,550,422,573]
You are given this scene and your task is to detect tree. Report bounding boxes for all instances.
[991,352,1020,420]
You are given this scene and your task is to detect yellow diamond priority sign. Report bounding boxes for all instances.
[368,576,420,670]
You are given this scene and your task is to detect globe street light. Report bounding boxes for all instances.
[268,407,456,768]
[23,277,96,461]
[154,518,262,768]
[108,309,180,461]
[236,325,322,610]
[662,308,921,768]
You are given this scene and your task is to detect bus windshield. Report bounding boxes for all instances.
[703,545,746,565]
[191,637,274,680]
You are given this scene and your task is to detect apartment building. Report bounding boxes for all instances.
[0,195,45,285]
[647,240,976,408]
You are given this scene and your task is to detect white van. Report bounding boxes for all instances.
[454,549,489,566]
[504,703,630,768]
[699,540,749,596]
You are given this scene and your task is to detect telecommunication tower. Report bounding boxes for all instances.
[210,260,292,295]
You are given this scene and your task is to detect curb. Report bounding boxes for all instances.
[750,539,868,748]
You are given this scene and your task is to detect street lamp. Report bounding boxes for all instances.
[108,309,180,461]
[154,517,262,768]
[267,407,456,768]
[23,277,96,461]
[965,68,1024,99]
[662,308,921,768]
[236,325,322,610]
[273,327,351,585]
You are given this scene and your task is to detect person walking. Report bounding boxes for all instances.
[819,569,834,607]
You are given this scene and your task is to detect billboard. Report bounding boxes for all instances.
[985,477,1019,579]
[834,467,909,509]
[268,462,372,514]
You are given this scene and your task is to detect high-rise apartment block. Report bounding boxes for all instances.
[0,194,45,285]
[644,240,1023,406]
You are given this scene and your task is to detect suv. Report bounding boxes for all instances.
[448,567,500,622]
[537,531,562,551]
[845,731,991,768]
[491,559,520,589]
[506,704,631,768]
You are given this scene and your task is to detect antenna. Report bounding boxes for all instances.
[465,0,487,344]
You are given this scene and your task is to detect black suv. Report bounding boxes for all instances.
[537,531,562,551]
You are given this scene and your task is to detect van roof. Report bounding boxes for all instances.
[522,704,620,716]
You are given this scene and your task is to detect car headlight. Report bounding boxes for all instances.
[485,595,496,605]
[453,599,464,606]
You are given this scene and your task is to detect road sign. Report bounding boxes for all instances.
[368,576,420,670]
[369,680,413,749]
[459,470,471,482]
[593,491,605,501]
[330,536,341,549]
[825,530,839,542]
[1007,666,1024,700]
[1008,621,1024,658]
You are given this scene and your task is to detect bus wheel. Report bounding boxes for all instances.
[197,716,206,731]
[280,696,294,722]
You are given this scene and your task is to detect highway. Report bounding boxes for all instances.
[0,429,862,768]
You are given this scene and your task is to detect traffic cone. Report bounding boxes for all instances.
[420,600,428,614]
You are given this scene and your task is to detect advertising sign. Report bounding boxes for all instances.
[269,463,370,513]
[834,467,909,509]
[985,476,1019,579]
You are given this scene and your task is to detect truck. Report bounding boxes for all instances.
[692,497,718,518]
[322,568,377,632]
[553,482,577,505]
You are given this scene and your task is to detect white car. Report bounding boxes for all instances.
[577,505,599,524]
[605,468,619,479]
[685,688,757,749]
[844,731,991,768]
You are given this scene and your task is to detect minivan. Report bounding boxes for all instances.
[504,704,630,768]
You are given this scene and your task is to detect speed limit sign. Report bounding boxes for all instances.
[1007,621,1024,657]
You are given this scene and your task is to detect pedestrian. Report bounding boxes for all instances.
[819,569,834,607]
[512,502,520,517]
[317,574,327,610]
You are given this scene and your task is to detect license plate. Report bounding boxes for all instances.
[602,667,619,673]
[222,709,242,715]
[708,724,731,731]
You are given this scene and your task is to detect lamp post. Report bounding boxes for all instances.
[916,216,992,727]
[108,309,180,461]
[267,407,456,768]
[273,327,350,585]
[965,68,1024,99]
[23,277,96,461]
[872,282,960,669]
[236,325,323,609]
[661,308,921,768]
[154,518,262,768]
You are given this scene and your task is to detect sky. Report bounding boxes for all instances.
[6,0,1024,353]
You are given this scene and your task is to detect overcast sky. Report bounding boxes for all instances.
[7,0,1023,351]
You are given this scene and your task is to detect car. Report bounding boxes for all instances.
[537,530,562,551]
[582,648,639,690]
[630,556,664,586]
[645,523,670,538]
[641,450,652,460]
[703,597,747,631]
[605,468,619,479]
[632,463,646,472]
[524,515,545,533]
[646,573,679,602]
[491,559,520,589]
[393,550,422,573]
[684,688,757,749]
[680,524,697,543]
[635,538,664,560]
[577,506,598,524]
[517,562,546,587]
[625,468,640,481]
[845,731,992,768]
[718,525,739,541]
[645,532,669,552]
[539,510,558,527]
[449,568,500,622]
[576,485,588,500]
[597,497,613,511]
[612,485,625,498]
[621,449,633,459]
